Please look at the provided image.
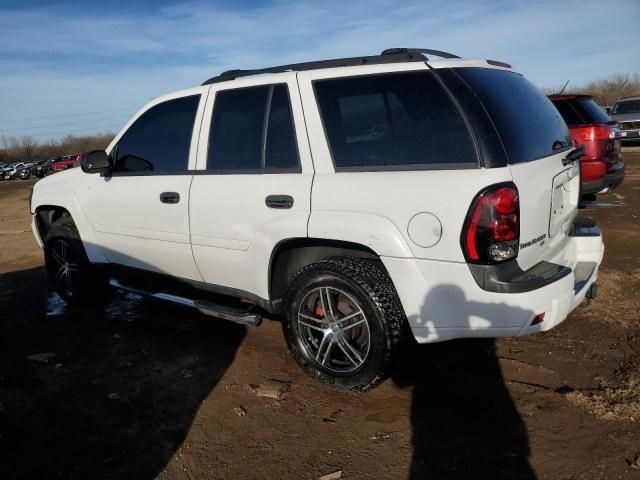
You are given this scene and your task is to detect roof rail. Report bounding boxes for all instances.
[201,48,459,85]
[380,48,460,59]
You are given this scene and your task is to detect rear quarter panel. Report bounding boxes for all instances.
[297,65,513,260]
[308,169,513,261]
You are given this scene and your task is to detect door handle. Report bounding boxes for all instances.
[160,192,180,204]
[265,195,294,209]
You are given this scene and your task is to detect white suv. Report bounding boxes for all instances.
[30,48,603,390]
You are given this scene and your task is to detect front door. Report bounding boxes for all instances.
[87,88,207,281]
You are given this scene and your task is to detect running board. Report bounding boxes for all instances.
[109,279,262,326]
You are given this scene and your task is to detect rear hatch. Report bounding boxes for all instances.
[551,96,621,167]
[453,67,580,270]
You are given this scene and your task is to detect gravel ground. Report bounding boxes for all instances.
[0,154,639,480]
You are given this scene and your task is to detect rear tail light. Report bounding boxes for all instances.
[461,183,519,264]
[574,124,615,142]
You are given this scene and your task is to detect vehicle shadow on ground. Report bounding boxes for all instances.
[0,266,246,479]
[393,285,537,480]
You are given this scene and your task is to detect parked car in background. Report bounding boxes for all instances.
[0,163,15,180]
[49,154,81,175]
[549,94,624,195]
[2,162,26,180]
[17,162,39,180]
[610,96,640,142]
[34,158,58,178]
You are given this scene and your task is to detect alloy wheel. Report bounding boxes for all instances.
[297,286,371,373]
[49,239,79,297]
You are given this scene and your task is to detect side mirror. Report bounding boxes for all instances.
[81,150,111,174]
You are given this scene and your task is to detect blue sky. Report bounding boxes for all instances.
[1,0,639,141]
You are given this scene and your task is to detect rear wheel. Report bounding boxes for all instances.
[44,217,110,306]
[282,256,406,391]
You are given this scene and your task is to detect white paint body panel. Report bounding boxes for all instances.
[86,175,201,280]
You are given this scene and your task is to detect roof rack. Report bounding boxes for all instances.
[201,48,460,85]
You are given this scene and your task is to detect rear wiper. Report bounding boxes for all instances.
[562,145,585,166]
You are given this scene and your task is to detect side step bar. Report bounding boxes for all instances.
[109,279,262,326]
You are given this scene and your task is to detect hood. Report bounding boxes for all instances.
[611,112,640,122]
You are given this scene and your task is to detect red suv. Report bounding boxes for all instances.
[49,153,81,175]
[549,94,624,195]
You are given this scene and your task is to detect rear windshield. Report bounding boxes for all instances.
[612,99,640,115]
[551,98,610,125]
[455,68,572,164]
[314,70,477,170]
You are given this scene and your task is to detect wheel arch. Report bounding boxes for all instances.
[268,237,383,310]
[33,198,108,263]
[34,205,72,243]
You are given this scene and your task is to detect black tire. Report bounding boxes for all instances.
[44,216,110,306]
[282,256,406,391]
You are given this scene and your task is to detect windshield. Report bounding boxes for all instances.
[612,99,640,115]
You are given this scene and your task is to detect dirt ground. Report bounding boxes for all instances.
[1,155,639,480]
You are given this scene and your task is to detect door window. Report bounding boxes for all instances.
[207,84,300,173]
[114,95,200,173]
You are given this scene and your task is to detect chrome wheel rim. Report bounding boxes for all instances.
[297,287,370,373]
[50,239,78,297]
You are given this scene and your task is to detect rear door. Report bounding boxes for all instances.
[189,74,314,300]
[452,67,580,270]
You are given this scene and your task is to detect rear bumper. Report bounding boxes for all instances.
[619,129,640,141]
[382,217,604,344]
[581,177,606,195]
[604,163,625,191]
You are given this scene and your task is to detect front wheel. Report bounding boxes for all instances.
[44,217,110,306]
[282,257,406,391]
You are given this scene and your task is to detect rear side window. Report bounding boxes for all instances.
[115,95,200,173]
[314,71,477,170]
[456,68,572,163]
[207,84,300,172]
[552,98,610,125]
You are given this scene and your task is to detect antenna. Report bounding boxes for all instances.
[559,79,570,95]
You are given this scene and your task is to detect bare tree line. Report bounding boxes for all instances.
[541,73,640,107]
[0,132,114,164]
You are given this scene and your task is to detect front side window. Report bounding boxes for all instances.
[114,95,200,173]
[314,70,477,170]
[207,84,300,172]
